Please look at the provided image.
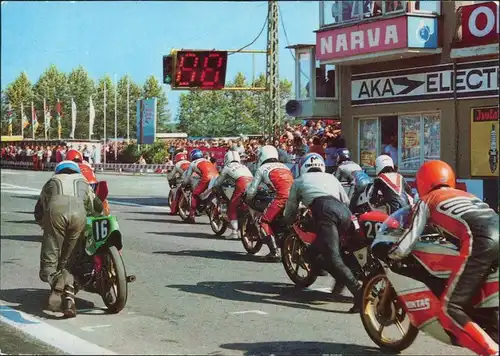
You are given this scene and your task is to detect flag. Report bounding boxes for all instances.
[32,102,39,138]
[89,95,95,138]
[22,104,29,129]
[55,99,62,139]
[44,98,51,139]
[7,103,13,136]
[70,98,77,139]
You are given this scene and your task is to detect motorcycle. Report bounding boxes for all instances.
[177,174,218,223]
[168,179,179,209]
[70,181,136,314]
[207,181,235,236]
[360,206,499,352]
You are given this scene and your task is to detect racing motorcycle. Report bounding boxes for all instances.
[360,206,499,353]
[206,181,235,236]
[70,181,136,314]
[177,174,218,223]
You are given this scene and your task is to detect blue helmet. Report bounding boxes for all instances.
[336,148,351,165]
[54,160,81,175]
[190,149,203,161]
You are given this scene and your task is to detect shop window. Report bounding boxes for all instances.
[380,116,399,165]
[423,113,440,161]
[298,52,311,99]
[399,115,422,171]
[358,118,379,170]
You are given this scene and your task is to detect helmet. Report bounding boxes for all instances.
[224,151,240,166]
[190,149,203,161]
[415,160,456,197]
[55,160,81,175]
[353,171,372,193]
[336,148,351,165]
[299,153,325,175]
[66,149,83,163]
[174,152,187,163]
[257,145,279,167]
[375,155,394,175]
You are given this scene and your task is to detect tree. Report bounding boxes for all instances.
[142,75,171,133]
[66,66,95,139]
[116,75,141,140]
[4,72,34,137]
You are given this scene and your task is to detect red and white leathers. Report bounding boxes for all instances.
[183,158,219,218]
[389,188,499,356]
[213,162,253,237]
[168,159,191,215]
[246,162,294,238]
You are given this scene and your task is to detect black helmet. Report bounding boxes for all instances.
[336,148,351,165]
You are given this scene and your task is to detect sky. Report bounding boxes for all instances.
[1,0,319,120]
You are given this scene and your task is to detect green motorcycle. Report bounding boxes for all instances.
[71,214,135,314]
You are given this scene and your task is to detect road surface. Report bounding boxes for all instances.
[0,169,472,355]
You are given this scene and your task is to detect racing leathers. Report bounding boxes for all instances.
[213,162,253,237]
[34,173,103,317]
[370,172,412,214]
[168,159,191,215]
[334,160,363,199]
[183,158,219,219]
[283,172,362,312]
[246,162,294,259]
[389,188,499,356]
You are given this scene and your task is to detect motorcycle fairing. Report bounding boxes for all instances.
[199,177,217,201]
[292,223,316,244]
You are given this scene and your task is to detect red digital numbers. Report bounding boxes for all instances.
[174,50,228,89]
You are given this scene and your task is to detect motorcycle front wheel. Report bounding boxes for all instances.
[100,246,128,314]
[178,193,191,222]
[208,200,227,236]
[360,272,419,352]
[239,214,262,254]
[281,233,317,288]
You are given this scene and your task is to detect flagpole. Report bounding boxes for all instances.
[57,98,61,140]
[89,95,92,140]
[114,74,118,161]
[44,98,47,140]
[126,76,130,144]
[31,101,35,140]
[21,102,24,138]
[103,81,107,164]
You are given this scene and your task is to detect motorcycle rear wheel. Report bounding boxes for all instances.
[208,200,227,236]
[240,214,262,254]
[178,193,191,222]
[168,189,174,207]
[282,233,317,288]
[101,246,128,314]
[360,272,419,352]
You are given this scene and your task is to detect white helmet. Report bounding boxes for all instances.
[257,145,278,167]
[224,151,240,166]
[375,155,394,175]
[299,153,325,175]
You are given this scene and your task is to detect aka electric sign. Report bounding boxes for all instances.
[351,60,499,106]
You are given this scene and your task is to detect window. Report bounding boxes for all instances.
[316,63,337,99]
[298,52,311,99]
[358,118,379,169]
[423,113,440,161]
[408,1,440,14]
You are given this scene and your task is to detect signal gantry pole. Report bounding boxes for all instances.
[266,0,280,138]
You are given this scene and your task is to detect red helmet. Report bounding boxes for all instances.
[66,149,83,163]
[415,160,456,197]
[174,152,187,163]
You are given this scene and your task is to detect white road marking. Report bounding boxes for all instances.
[306,287,332,293]
[0,305,116,355]
[80,324,111,332]
[77,308,107,315]
[230,310,268,315]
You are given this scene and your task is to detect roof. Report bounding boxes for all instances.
[285,44,315,50]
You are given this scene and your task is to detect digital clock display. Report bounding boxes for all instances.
[174,50,228,90]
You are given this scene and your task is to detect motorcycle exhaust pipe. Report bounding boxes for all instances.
[126,275,136,283]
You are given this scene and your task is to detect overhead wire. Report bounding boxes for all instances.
[228,11,269,55]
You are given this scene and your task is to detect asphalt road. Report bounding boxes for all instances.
[0,169,472,355]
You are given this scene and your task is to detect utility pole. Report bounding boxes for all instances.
[266,0,280,138]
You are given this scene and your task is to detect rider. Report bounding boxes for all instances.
[167,152,191,216]
[34,161,103,318]
[182,148,219,221]
[370,155,413,214]
[334,148,363,199]
[213,150,253,240]
[246,145,294,262]
[387,160,499,356]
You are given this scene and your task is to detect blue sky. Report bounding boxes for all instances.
[1,1,319,119]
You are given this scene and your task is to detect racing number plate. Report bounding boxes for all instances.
[92,218,109,242]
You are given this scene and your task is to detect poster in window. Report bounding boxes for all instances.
[423,113,440,161]
[359,119,378,168]
[470,106,499,177]
[400,115,421,170]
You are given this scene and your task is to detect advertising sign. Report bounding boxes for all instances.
[351,60,499,106]
[470,106,499,177]
[407,16,438,49]
[316,16,407,61]
[460,1,499,47]
[136,98,157,145]
[186,146,227,167]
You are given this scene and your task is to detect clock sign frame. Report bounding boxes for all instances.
[172,50,229,90]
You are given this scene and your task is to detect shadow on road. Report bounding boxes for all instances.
[109,196,169,206]
[125,211,170,216]
[0,288,95,320]
[128,218,206,225]
[149,231,220,240]
[154,250,264,262]
[219,341,385,355]
[4,220,37,225]
[167,280,353,314]
[11,195,38,201]
[0,235,41,243]
[13,210,34,215]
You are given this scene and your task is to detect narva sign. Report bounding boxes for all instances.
[462,1,499,46]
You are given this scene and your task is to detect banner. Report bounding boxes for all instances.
[89,96,95,139]
[470,106,499,177]
[70,98,77,139]
[136,98,157,144]
[186,146,228,167]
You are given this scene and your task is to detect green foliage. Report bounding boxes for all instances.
[118,142,141,163]
[117,141,168,164]
[177,72,293,137]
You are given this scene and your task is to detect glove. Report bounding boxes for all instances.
[371,241,394,263]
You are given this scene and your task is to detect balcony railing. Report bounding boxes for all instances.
[319,0,441,28]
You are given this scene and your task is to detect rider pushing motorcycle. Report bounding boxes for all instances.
[168,152,191,216]
[34,161,103,318]
[245,145,294,262]
[334,148,362,184]
[283,153,362,313]
[182,149,219,222]
[387,160,499,356]
[213,151,253,240]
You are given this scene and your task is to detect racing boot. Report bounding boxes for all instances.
[331,281,345,297]
[225,220,239,240]
[47,273,64,312]
[62,284,76,318]
[262,235,280,262]
[347,282,362,313]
